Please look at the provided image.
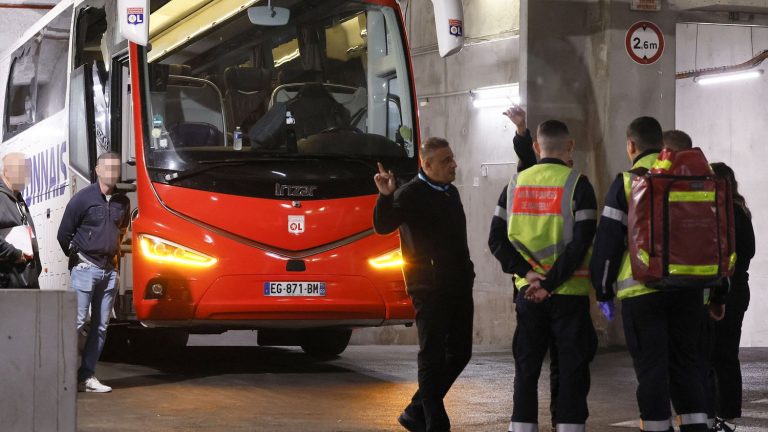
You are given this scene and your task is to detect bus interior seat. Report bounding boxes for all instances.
[286,83,351,139]
[168,122,221,148]
[225,66,272,133]
[162,64,226,148]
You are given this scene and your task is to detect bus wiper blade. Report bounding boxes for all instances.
[164,158,281,183]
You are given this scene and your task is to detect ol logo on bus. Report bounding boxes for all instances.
[288,215,305,234]
[449,19,463,37]
[127,7,144,25]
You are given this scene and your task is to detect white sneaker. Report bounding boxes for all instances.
[78,377,112,393]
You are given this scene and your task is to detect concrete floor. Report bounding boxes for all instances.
[77,332,768,432]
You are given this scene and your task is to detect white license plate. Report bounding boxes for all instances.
[263,281,326,296]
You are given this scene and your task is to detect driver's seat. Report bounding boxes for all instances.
[286,83,351,138]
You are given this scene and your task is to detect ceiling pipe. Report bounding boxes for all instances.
[0,3,55,9]
[676,49,768,80]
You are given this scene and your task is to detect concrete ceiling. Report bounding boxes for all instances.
[669,0,768,13]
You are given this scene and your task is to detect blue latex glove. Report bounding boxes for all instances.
[599,301,615,321]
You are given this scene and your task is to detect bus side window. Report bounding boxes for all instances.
[35,11,71,123]
[3,45,37,140]
[68,64,97,181]
[2,6,72,142]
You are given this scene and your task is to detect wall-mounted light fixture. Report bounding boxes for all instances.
[470,83,520,109]
[694,69,764,86]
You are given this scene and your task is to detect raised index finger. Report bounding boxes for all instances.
[377,162,387,175]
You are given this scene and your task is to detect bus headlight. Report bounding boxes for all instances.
[368,249,404,270]
[138,234,217,268]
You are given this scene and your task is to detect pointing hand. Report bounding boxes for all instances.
[374,162,397,196]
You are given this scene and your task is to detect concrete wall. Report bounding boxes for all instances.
[676,23,768,347]
[0,290,77,432]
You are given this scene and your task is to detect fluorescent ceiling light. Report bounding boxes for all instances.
[695,69,763,86]
[471,84,520,109]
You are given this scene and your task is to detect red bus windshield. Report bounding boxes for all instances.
[143,0,417,200]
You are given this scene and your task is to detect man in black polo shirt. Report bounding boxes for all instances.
[57,152,130,393]
[374,137,474,432]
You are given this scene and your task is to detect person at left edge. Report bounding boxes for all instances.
[373,137,474,432]
[57,152,130,393]
[0,152,41,289]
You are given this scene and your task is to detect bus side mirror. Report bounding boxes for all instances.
[248,5,290,26]
[431,0,464,58]
[118,0,150,46]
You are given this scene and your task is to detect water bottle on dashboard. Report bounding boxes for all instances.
[286,111,297,152]
[233,126,243,151]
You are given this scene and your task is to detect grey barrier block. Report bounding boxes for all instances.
[0,289,77,432]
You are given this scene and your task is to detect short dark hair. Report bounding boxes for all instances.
[537,120,570,139]
[536,120,571,153]
[97,151,120,165]
[662,130,693,151]
[421,137,450,161]
[626,117,663,152]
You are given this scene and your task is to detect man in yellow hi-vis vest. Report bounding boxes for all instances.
[590,117,709,432]
[507,120,598,432]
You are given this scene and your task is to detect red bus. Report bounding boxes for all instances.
[117,0,423,356]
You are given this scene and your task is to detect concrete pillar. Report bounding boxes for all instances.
[0,289,77,432]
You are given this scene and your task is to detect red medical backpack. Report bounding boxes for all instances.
[627,148,735,289]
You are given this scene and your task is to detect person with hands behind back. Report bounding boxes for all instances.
[490,105,566,432]
[505,120,598,432]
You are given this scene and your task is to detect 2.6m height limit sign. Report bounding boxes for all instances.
[625,21,664,65]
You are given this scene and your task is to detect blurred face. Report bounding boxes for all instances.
[423,146,457,184]
[96,157,121,189]
[3,153,29,192]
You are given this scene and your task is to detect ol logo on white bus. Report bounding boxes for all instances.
[288,215,305,234]
[127,7,144,25]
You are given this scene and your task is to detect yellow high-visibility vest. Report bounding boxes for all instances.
[507,163,591,296]
[615,152,659,300]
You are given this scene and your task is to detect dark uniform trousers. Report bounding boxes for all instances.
[696,306,717,424]
[404,287,474,432]
[712,288,749,419]
[622,289,709,432]
[511,291,597,427]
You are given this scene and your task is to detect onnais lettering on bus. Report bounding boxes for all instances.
[511,186,563,215]
[275,183,318,197]
[24,141,68,206]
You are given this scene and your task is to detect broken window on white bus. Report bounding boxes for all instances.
[3,7,72,142]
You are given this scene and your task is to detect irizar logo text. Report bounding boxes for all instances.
[275,183,317,197]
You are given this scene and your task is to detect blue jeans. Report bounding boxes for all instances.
[70,263,118,382]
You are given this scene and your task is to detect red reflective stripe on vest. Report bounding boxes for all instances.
[511,186,564,215]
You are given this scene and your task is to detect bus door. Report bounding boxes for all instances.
[68,5,109,188]
[69,4,138,318]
